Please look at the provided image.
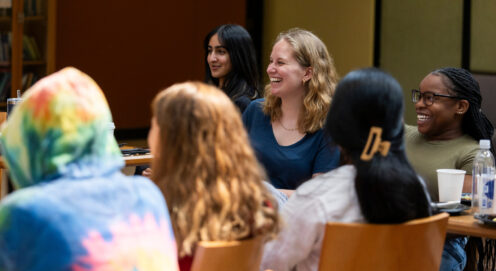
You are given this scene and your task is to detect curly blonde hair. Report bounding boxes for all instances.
[264,28,338,133]
[151,82,280,257]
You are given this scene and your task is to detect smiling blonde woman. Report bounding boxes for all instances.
[242,28,340,192]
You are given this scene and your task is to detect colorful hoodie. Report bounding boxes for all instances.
[0,67,179,271]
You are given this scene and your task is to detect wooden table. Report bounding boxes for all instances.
[447,212,496,239]
[448,210,496,270]
[123,154,152,166]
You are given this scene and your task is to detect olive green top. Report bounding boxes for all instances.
[404,125,479,202]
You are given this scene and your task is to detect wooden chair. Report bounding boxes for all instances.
[318,212,449,271]
[190,236,264,271]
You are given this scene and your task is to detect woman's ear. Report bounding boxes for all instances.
[456,99,470,115]
[303,67,313,82]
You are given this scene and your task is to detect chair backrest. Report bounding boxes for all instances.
[190,236,264,271]
[318,212,449,271]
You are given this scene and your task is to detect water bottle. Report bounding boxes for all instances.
[472,139,495,214]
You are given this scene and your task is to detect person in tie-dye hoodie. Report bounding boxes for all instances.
[0,67,179,271]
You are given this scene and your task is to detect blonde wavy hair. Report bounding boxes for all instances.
[151,82,280,257]
[264,28,338,133]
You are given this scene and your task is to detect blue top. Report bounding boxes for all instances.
[0,173,179,271]
[242,99,340,189]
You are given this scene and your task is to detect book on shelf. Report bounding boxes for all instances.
[0,71,11,102]
[24,0,42,16]
[29,73,38,88]
[0,35,4,62]
[21,72,38,90]
[29,36,40,59]
[21,72,32,89]
[24,35,30,59]
[23,34,39,61]
[0,32,10,62]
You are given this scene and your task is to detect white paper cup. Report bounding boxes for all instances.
[437,169,466,202]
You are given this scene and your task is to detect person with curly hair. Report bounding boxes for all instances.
[243,28,340,195]
[148,82,280,271]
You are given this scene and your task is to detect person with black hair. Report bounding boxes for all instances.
[138,24,261,178]
[261,68,431,271]
[406,67,494,200]
[405,67,495,271]
[204,24,261,112]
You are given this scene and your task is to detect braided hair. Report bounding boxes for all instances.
[432,67,495,154]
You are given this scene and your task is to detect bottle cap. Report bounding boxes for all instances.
[480,139,491,149]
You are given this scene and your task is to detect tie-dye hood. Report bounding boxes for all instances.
[0,67,123,189]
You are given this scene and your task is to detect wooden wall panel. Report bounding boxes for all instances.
[474,74,496,126]
[263,0,375,81]
[380,0,463,124]
[56,0,246,131]
[471,0,496,73]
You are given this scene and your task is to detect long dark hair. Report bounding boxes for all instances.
[325,68,431,223]
[204,24,261,100]
[432,67,495,154]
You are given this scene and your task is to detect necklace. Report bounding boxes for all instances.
[279,120,299,131]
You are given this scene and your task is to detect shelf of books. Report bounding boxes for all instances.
[0,0,55,110]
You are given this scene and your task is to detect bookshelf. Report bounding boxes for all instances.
[0,0,55,108]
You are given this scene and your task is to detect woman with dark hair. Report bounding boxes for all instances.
[407,67,494,199]
[261,68,431,271]
[204,24,261,112]
[139,24,261,178]
[406,67,495,271]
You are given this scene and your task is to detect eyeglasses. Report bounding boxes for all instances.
[411,89,460,106]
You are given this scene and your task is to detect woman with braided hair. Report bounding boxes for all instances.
[407,67,494,199]
[405,67,495,271]
[261,68,431,271]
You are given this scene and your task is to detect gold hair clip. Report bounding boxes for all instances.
[360,126,391,161]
